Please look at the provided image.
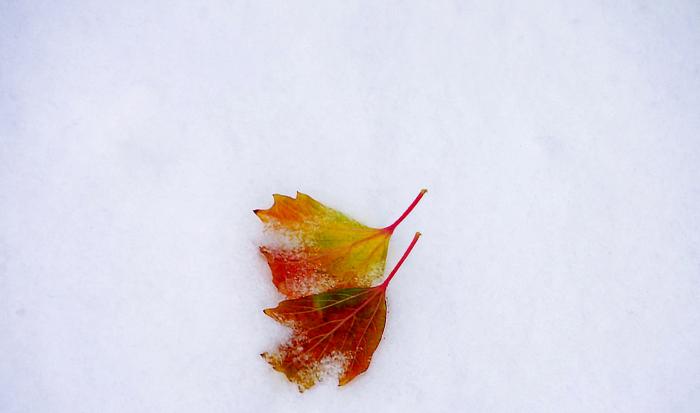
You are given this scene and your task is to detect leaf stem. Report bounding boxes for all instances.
[380,232,422,289]
[384,189,427,232]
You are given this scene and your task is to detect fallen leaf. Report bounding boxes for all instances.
[255,190,426,298]
[262,232,422,391]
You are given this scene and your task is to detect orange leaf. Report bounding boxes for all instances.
[262,233,421,391]
[255,190,426,298]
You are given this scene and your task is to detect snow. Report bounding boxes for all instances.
[1,1,699,412]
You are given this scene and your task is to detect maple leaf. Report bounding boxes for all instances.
[255,190,426,298]
[262,232,421,392]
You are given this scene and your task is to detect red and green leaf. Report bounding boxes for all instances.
[255,190,426,298]
[262,233,421,391]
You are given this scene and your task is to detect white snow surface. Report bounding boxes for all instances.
[2,1,699,412]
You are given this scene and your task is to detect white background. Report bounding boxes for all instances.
[2,1,699,412]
